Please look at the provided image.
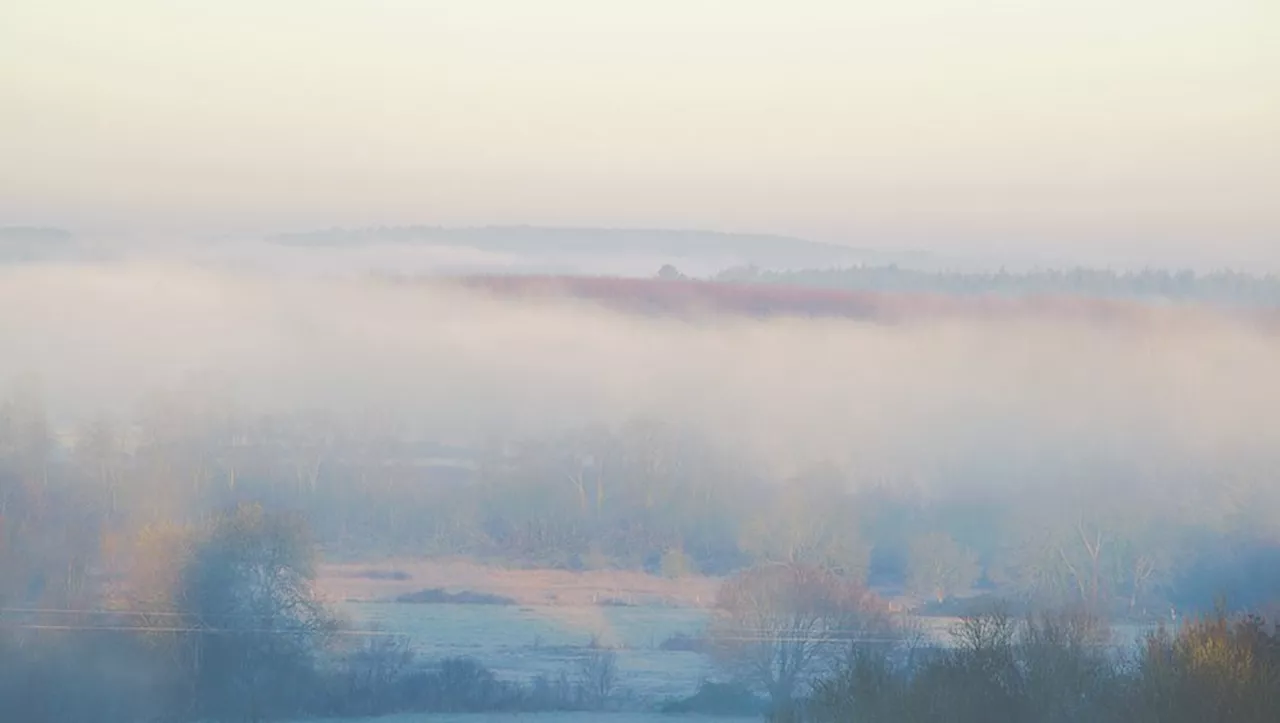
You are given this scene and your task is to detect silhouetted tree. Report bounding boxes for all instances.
[709,562,893,714]
[907,532,981,603]
[177,504,333,721]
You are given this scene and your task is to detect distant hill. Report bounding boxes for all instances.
[266,225,866,274]
[0,226,75,262]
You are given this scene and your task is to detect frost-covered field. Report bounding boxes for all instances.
[338,602,717,704]
[290,713,742,723]
[330,601,1158,723]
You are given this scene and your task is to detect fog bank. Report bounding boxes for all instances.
[2,262,1277,511]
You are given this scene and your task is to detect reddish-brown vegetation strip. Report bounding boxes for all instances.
[440,274,1278,330]
[318,558,720,608]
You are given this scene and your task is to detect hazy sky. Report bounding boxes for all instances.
[2,1,1277,267]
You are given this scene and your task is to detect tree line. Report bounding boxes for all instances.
[701,564,1280,721]
[4,377,1280,622]
[5,372,1280,720]
[717,264,1280,308]
[801,605,1280,723]
[1,499,631,722]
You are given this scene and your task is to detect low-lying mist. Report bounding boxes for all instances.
[6,258,1280,723]
[3,260,1278,508]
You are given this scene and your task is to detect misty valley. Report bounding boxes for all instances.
[1,262,1279,723]
[5,0,1276,717]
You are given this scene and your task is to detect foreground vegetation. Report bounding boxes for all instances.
[802,606,1280,723]
[674,565,1280,722]
[0,500,630,722]
[4,362,1280,720]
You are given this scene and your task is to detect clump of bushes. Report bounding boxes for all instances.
[320,634,624,718]
[660,547,699,579]
[803,605,1280,723]
[658,631,712,653]
[597,596,635,607]
[346,568,412,581]
[325,653,528,715]
[661,681,768,716]
[394,587,515,605]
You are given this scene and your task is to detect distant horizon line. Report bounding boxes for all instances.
[4,222,1273,276]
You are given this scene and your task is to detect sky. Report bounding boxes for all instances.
[2,0,1277,268]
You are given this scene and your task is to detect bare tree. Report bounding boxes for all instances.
[336,628,415,716]
[576,648,619,709]
[179,504,333,722]
[72,415,136,527]
[739,474,870,581]
[287,413,337,497]
[906,532,981,603]
[1057,516,1108,610]
[709,562,893,713]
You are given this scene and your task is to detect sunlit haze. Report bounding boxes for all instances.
[9,5,1280,722]
[3,0,1277,267]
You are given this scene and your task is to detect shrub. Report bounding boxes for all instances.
[395,587,516,605]
[323,631,415,716]
[659,631,711,653]
[576,649,619,709]
[1130,610,1280,723]
[347,568,412,581]
[661,547,699,579]
[661,681,768,716]
[805,606,1280,723]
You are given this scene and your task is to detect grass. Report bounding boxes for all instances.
[396,588,516,605]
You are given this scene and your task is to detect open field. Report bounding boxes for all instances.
[339,601,714,703]
[286,713,748,723]
[328,596,1159,723]
[321,560,724,707]
[319,558,721,608]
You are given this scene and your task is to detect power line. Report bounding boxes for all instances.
[0,623,393,636]
[0,619,915,644]
[0,607,938,644]
[0,607,336,623]
[0,625,919,645]
[0,605,343,617]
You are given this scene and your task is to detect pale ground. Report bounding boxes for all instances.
[317,558,721,608]
[288,714,748,723]
[310,559,1159,723]
[309,558,1156,723]
[336,600,714,699]
[316,559,725,705]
